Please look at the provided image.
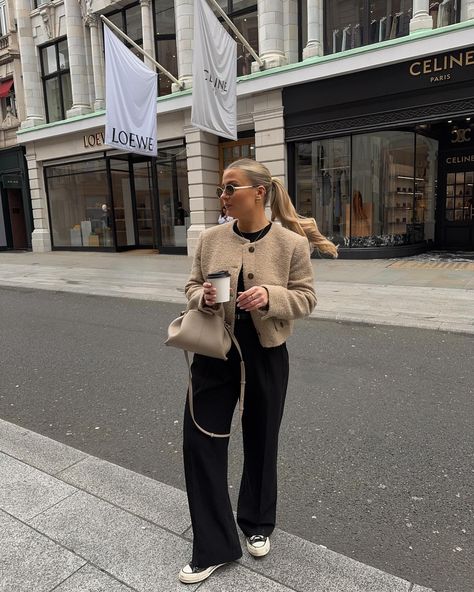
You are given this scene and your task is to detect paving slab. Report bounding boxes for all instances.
[0,509,85,592]
[0,452,77,521]
[0,417,88,474]
[198,563,292,592]
[28,490,198,592]
[53,563,135,591]
[58,455,190,534]
[237,530,414,592]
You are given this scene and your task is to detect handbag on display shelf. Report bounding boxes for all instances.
[165,306,245,438]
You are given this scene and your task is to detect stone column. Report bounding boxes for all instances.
[64,0,91,117]
[251,0,287,72]
[283,0,298,64]
[409,0,433,32]
[27,151,52,252]
[303,0,323,59]
[173,0,193,91]
[140,0,156,69]
[184,124,220,255]
[16,0,45,127]
[253,91,286,186]
[87,15,105,111]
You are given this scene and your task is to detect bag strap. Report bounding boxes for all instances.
[184,327,246,438]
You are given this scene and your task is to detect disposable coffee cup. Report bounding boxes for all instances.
[208,270,231,303]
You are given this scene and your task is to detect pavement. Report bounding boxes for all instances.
[0,248,473,334]
[1,248,473,591]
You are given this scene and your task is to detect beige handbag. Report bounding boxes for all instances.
[166,307,231,360]
[165,307,246,438]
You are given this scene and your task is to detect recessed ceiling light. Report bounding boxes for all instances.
[448,120,452,123]
[466,117,471,121]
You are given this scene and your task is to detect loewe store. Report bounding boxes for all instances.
[20,115,190,254]
[285,44,474,258]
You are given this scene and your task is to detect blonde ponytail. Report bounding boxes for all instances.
[226,158,338,258]
[270,178,338,258]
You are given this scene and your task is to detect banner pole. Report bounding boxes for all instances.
[100,15,184,90]
[205,0,264,69]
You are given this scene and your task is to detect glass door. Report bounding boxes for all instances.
[108,157,137,249]
[442,169,474,249]
[132,160,155,247]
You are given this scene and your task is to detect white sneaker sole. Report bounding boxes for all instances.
[178,563,225,584]
[246,537,270,557]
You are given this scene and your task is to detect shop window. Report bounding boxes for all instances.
[430,0,459,28]
[352,131,416,245]
[415,135,437,240]
[216,0,258,76]
[324,0,412,55]
[445,171,473,222]
[153,0,177,96]
[156,144,190,248]
[293,131,438,248]
[40,38,72,123]
[45,159,112,248]
[295,138,351,245]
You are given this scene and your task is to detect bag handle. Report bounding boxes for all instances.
[184,327,246,438]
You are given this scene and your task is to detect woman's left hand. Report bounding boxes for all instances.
[237,286,268,311]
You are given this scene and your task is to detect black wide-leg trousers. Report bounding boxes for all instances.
[183,319,289,569]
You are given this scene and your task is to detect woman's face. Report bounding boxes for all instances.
[221,167,264,219]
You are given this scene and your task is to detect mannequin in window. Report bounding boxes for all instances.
[350,190,372,237]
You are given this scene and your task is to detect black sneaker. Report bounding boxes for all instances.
[178,562,226,584]
[246,535,270,557]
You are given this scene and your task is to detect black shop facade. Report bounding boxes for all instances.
[284,45,474,258]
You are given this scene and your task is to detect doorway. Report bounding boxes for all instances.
[107,155,157,250]
[438,164,474,249]
[0,188,28,250]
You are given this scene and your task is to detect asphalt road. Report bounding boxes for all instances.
[0,286,472,592]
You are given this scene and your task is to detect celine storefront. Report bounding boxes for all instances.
[284,44,474,257]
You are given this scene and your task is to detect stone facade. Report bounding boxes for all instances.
[9,0,474,254]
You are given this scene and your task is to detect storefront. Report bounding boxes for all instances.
[42,134,189,253]
[0,146,32,251]
[284,44,474,257]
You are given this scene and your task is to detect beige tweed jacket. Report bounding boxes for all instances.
[185,222,317,348]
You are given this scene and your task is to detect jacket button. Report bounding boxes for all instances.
[249,246,255,253]
[248,273,254,279]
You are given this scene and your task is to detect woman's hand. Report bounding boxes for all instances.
[203,282,217,306]
[237,286,269,311]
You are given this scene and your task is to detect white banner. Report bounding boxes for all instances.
[191,0,237,140]
[104,25,158,156]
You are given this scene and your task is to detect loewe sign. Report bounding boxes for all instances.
[409,48,474,84]
[83,132,105,148]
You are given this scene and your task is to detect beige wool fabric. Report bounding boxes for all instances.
[185,222,317,348]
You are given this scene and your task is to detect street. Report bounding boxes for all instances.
[0,286,472,592]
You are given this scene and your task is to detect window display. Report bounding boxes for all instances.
[430,0,458,29]
[294,130,438,249]
[46,159,112,248]
[324,0,412,55]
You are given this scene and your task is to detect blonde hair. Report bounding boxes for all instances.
[226,158,338,258]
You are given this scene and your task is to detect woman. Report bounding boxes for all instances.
[218,204,233,224]
[179,159,337,584]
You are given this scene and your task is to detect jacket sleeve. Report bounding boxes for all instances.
[184,233,206,310]
[260,237,317,320]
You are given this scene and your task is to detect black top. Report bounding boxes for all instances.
[234,222,272,317]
